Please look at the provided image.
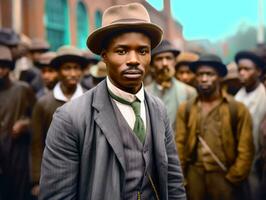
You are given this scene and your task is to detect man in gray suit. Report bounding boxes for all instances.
[39,3,186,200]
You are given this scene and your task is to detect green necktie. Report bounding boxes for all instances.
[108,89,146,143]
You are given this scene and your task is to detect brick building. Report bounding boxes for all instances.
[0,0,184,50]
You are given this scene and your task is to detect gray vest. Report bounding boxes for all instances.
[112,100,157,200]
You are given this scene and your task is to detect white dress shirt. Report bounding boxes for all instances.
[53,82,84,102]
[107,76,146,130]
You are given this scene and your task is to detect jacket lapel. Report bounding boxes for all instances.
[92,80,126,172]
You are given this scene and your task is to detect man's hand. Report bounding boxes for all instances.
[11,119,30,138]
[31,184,40,196]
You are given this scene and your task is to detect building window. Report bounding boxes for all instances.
[44,0,70,51]
[94,10,102,29]
[76,1,89,49]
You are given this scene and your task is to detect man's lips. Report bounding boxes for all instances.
[123,70,143,78]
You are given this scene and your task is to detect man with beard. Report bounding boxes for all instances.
[175,54,254,200]
[31,45,87,198]
[146,40,196,130]
[39,3,186,200]
[0,45,35,200]
[234,50,266,200]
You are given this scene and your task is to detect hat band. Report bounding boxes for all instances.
[111,18,149,24]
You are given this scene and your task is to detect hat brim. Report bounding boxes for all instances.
[87,22,163,55]
[0,60,15,70]
[235,51,265,71]
[190,61,228,77]
[50,55,88,70]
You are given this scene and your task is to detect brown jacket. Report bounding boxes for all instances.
[175,93,254,184]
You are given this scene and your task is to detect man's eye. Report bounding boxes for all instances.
[116,49,126,55]
[139,49,148,55]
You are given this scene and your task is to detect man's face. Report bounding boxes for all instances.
[195,65,220,96]
[41,66,58,89]
[237,58,261,87]
[175,64,195,85]
[58,62,82,88]
[152,52,176,83]
[102,32,151,94]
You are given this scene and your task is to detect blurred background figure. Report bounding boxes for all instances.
[19,38,50,95]
[31,45,87,198]
[0,45,35,200]
[221,62,241,95]
[146,40,197,130]
[81,61,106,90]
[176,53,254,200]
[175,51,199,87]
[34,51,58,98]
[235,50,266,200]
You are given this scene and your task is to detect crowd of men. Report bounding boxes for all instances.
[1,2,266,200]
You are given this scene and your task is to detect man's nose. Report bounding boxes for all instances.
[127,51,139,66]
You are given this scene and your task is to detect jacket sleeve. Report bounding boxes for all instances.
[39,107,79,200]
[162,104,187,200]
[225,102,254,184]
[175,103,187,171]
[31,100,45,184]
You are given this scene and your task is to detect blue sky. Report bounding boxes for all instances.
[147,0,263,41]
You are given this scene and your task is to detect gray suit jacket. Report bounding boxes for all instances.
[39,80,186,200]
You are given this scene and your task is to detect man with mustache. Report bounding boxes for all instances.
[146,40,196,130]
[31,45,87,198]
[39,3,186,200]
[175,54,254,200]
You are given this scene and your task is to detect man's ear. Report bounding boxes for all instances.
[101,50,107,62]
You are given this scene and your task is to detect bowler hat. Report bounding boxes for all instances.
[151,40,180,58]
[50,46,88,70]
[35,52,56,69]
[30,38,50,52]
[190,53,227,77]
[0,45,15,70]
[0,28,20,47]
[87,3,163,55]
[235,50,265,71]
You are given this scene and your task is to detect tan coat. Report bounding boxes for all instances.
[175,94,254,184]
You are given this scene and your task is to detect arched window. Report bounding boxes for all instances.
[76,1,89,49]
[44,0,70,50]
[94,10,102,29]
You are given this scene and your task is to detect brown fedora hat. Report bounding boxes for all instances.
[51,45,88,70]
[87,3,163,55]
[30,38,50,52]
[35,52,56,69]
[0,45,14,70]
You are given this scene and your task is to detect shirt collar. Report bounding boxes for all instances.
[53,82,84,102]
[106,76,145,103]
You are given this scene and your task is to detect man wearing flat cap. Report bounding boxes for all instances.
[146,40,197,130]
[175,54,254,200]
[0,45,35,200]
[234,50,266,200]
[40,3,186,200]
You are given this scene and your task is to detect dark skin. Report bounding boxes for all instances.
[237,58,262,93]
[101,32,151,94]
[0,65,30,138]
[195,65,222,115]
[57,62,82,100]
[175,64,195,86]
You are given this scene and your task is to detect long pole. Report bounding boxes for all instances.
[258,0,265,44]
